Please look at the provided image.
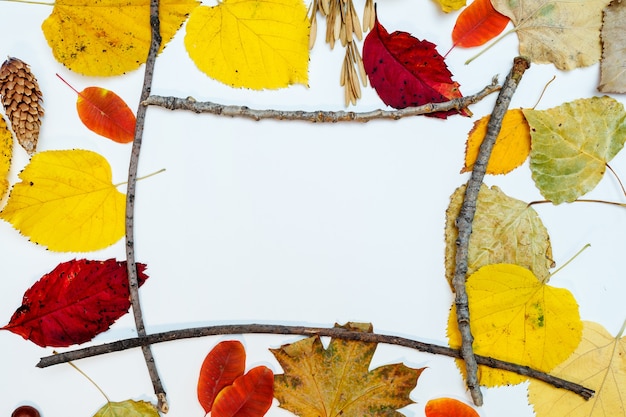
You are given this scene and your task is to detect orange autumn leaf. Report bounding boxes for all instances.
[462,108,531,175]
[198,341,246,413]
[425,397,479,417]
[212,366,274,417]
[57,74,136,143]
[452,0,510,48]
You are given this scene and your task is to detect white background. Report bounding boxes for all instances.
[1,1,624,416]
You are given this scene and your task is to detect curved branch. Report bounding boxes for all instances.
[36,323,594,400]
[142,78,500,122]
[452,57,530,406]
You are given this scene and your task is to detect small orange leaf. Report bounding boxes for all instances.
[451,0,509,48]
[213,366,274,417]
[198,340,247,413]
[462,109,531,175]
[57,74,136,143]
[425,397,479,417]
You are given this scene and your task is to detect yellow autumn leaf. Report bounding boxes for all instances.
[462,109,531,175]
[491,0,609,70]
[434,0,466,13]
[94,399,159,417]
[525,96,626,204]
[0,149,125,252]
[529,321,626,417]
[42,0,200,76]
[0,115,11,201]
[445,185,554,287]
[447,263,582,387]
[184,0,310,90]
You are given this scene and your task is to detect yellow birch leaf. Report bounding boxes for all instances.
[525,96,626,204]
[184,0,310,90]
[528,321,626,417]
[491,0,610,70]
[447,263,582,387]
[434,0,467,13]
[0,149,125,252]
[462,109,531,175]
[42,0,200,76]
[0,115,11,200]
[94,399,159,417]
[444,184,554,288]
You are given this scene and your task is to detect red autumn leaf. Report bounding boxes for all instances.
[362,8,468,119]
[198,340,247,413]
[57,74,136,143]
[451,0,510,48]
[425,397,479,417]
[212,366,274,417]
[2,259,148,347]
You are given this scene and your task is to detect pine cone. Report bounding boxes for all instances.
[0,57,44,154]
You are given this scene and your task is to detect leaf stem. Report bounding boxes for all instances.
[452,57,530,406]
[125,0,167,412]
[114,168,166,188]
[0,0,54,5]
[464,28,516,65]
[549,243,590,279]
[606,163,626,197]
[617,318,626,339]
[37,323,595,401]
[64,358,111,403]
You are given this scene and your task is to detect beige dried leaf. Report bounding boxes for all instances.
[599,0,626,92]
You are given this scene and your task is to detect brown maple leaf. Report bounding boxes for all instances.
[271,322,424,417]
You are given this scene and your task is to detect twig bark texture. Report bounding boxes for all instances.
[125,0,167,412]
[38,323,594,400]
[142,78,499,121]
[452,57,530,406]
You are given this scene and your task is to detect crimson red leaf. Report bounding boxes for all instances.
[451,0,510,48]
[362,8,468,119]
[198,340,247,413]
[57,74,136,143]
[2,259,148,347]
[212,366,274,417]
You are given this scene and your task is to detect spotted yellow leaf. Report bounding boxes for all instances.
[0,149,125,252]
[462,109,531,175]
[0,115,11,200]
[184,0,310,89]
[447,263,582,387]
[529,321,626,417]
[42,0,200,76]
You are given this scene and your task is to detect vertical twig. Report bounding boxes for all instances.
[453,57,530,406]
[126,0,167,413]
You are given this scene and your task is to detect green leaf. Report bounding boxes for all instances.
[524,96,626,204]
[93,400,159,417]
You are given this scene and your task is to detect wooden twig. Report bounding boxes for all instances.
[142,78,500,121]
[125,0,167,412]
[452,57,530,406]
[36,323,594,400]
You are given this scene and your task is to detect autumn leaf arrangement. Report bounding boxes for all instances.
[0,0,625,416]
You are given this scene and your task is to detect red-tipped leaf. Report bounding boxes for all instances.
[198,340,247,413]
[2,259,148,347]
[212,366,274,417]
[451,0,510,48]
[362,9,468,119]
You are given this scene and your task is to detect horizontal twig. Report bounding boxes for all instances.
[37,323,594,400]
[142,78,500,122]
